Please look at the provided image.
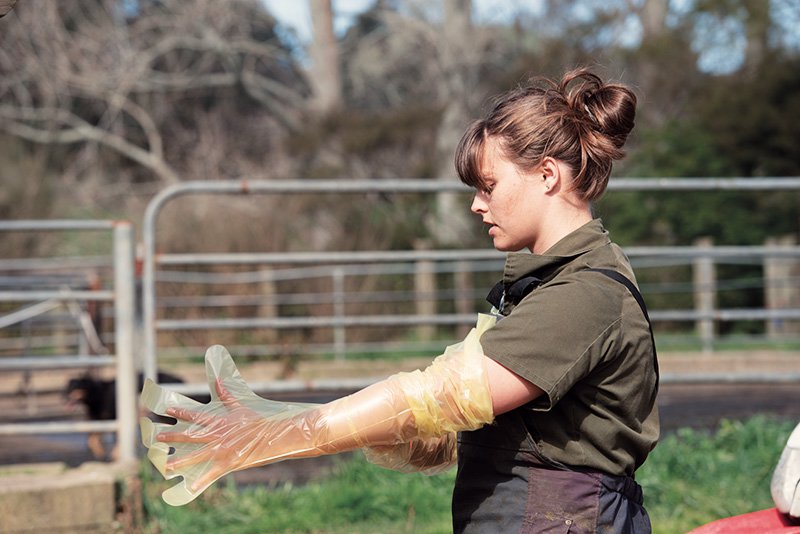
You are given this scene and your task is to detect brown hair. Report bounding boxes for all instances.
[455,68,636,202]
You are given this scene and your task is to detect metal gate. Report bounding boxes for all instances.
[141,178,800,387]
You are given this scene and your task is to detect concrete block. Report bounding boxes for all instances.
[0,464,116,533]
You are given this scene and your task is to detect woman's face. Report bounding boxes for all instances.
[470,137,545,252]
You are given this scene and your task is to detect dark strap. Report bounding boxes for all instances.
[586,268,659,382]
[585,269,651,323]
[486,276,542,312]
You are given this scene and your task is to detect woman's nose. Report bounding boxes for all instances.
[471,193,487,214]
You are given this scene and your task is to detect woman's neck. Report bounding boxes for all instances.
[531,204,593,254]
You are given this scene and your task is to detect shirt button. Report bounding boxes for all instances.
[565,519,573,525]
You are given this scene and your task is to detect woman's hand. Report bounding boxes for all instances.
[156,378,296,488]
[140,346,318,506]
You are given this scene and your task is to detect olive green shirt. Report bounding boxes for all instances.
[480,219,660,476]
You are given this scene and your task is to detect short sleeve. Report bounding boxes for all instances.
[479,277,623,410]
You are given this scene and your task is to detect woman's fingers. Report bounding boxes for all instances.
[191,463,231,492]
[216,378,243,410]
[165,406,217,425]
[141,378,202,417]
[156,430,214,444]
[166,445,215,471]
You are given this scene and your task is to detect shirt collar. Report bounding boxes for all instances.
[502,219,611,285]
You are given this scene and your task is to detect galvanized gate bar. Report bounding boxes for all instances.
[0,290,115,302]
[610,177,800,190]
[0,420,118,435]
[113,221,138,463]
[155,312,477,331]
[0,356,117,370]
[0,220,116,231]
[157,249,503,265]
[141,179,471,381]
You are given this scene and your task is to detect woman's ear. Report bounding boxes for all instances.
[540,157,560,194]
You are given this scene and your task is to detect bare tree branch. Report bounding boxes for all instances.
[0,105,181,184]
[0,0,309,185]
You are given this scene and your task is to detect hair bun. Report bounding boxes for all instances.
[561,69,637,150]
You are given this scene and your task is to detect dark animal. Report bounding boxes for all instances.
[65,371,183,459]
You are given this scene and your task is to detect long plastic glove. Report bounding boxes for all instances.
[363,433,458,475]
[140,314,496,506]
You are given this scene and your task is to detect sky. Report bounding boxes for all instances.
[261,0,800,75]
[261,0,374,42]
[261,0,544,42]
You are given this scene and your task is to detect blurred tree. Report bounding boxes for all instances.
[0,0,16,18]
[596,49,800,335]
[694,0,772,75]
[338,0,506,243]
[693,54,800,177]
[309,0,343,114]
[0,0,307,190]
[1,0,797,254]
[602,51,800,247]
[432,0,477,245]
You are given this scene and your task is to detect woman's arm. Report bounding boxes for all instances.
[484,355,544,415]
[141,315,498,505]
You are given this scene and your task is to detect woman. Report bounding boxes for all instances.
[141,68,659,533]
[450,68,659,532]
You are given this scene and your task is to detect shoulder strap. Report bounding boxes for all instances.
[586,268,659,382]
[585,268,651,323]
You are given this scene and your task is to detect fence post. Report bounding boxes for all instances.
[693,237,716,352]
[454,261,473,338]
[765,235,800,338]
[259,266,277,346]
[333,267,346,360]
[414,239,436,342]
[113,221,137,463]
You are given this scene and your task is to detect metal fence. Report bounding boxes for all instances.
[1,179,797,464]
[141,178,800,386]
[0,220,137,462]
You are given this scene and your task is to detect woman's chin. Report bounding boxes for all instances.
[492,240,514,252]
[492,239,531,253]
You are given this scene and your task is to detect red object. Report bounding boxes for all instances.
[688,508,800,533]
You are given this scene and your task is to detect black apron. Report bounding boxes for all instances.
[452,410,651,533]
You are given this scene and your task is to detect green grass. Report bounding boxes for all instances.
[141,415,796,534]
[639,415,796,533]
[141,457,455,534]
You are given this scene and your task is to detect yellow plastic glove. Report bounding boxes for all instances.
[140,314,495,506]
